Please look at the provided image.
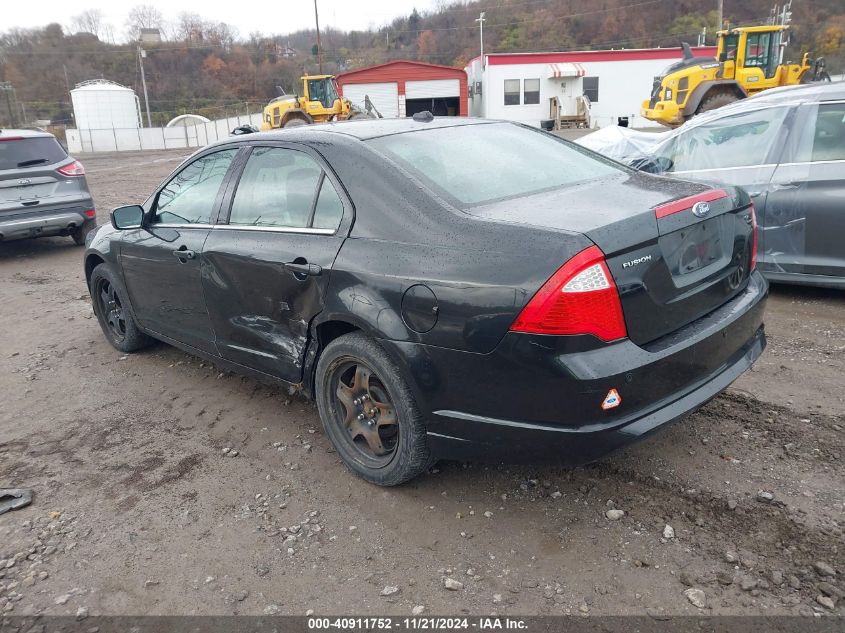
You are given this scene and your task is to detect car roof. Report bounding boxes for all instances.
[745,81,845,104]
[0,128,56,139]
[674,81,845,133]
[210,116,495,149]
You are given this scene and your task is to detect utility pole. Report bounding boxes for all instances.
[476,12,486,68]
[137,45,152,127]
[314,0,323,74]
[0,82,17,128]
[63,65,75,126]
[717,0,723,31]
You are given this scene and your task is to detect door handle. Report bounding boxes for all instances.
[284,261,322,277]
[772,182,800,191]
[172,248,196,261]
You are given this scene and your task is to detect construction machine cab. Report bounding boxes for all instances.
[306,76,340,109]
[721,26,785,82]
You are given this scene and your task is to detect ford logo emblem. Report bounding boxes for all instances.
[692,201,711,218]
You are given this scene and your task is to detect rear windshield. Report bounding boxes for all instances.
[367,122,623,207]
[0,137,67,171]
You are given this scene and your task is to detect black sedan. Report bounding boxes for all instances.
[84,117,767,485]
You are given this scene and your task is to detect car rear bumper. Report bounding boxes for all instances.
[0,208,93,241]
[385,270,768,464]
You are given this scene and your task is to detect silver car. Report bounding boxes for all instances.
[0,129,96,244]
[578,82,845,289]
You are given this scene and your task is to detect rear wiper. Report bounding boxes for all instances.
[17,158,49,168]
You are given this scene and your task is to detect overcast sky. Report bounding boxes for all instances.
[3,0,438,40]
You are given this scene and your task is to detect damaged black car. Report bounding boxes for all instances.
[84,117,767,485]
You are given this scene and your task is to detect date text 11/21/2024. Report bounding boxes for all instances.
[307,617,528,630]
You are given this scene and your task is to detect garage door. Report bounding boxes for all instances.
[405,79,460,99]
[341,82,399,118]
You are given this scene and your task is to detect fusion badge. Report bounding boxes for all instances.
[601,388,622,410]
[622,255,652,269]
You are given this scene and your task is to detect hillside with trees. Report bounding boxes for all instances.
[0,0,841,127]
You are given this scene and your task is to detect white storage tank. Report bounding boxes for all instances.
[71,80,142,129]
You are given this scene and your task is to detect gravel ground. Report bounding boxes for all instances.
[0,149,842,618]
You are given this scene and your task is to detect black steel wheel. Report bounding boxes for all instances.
[89,263,153,353]
[316,332,432,486]
[98,277,127,342]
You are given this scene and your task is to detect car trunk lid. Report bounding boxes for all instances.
[468,173,755,346]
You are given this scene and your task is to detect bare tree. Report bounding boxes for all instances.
[176,12,205,43]
[125,4,164,41]
[70,9,103,38]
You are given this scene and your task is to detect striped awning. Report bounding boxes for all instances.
[547,63,586,78]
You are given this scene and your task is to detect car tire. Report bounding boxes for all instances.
[90,263,153,353]
[71,219,96,246]
[697,90,741,114]
[315,332,433,486]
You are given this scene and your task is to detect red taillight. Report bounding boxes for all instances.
[654,189,728,219]
[510,245,627,342]
[0,136,24,142]
[84,209,96,219]
[57,160,85,177]
[750,204,757,270]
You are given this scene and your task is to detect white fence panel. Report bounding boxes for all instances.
[139,128,166,150]
[66,129,82,154]
[163,127,188,149]
[66,111,263,153]
[90,129,117,152]
[115,128,142,152]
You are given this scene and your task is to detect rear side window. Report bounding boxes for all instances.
[806,103,845,162]
[312,178,344,230]
[0,137,67,170]
[229,147,342,230]
[368,122,622,206]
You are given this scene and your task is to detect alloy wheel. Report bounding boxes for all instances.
[331,360,399,466]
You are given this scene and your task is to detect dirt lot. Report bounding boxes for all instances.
[0,149,842,618]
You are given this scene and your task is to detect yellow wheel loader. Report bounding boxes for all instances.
[259,74,378,131]
[642,25,830,127]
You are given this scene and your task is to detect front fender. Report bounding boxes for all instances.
[682,81,748,116]
[83,223,121,286]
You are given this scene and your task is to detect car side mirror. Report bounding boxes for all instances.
[630,156,674,174]
[110,205,144,230]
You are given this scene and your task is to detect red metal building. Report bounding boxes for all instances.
[336,60,468,119]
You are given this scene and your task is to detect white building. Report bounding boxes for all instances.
[465,46,717,128]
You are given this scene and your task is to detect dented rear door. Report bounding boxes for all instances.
[202,143,350,383]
